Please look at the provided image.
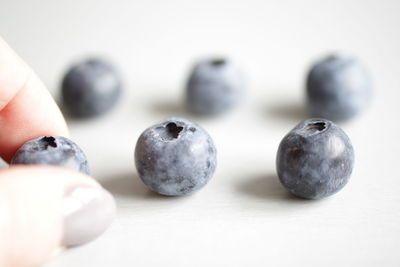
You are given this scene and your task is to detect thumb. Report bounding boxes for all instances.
[0,166,116,267]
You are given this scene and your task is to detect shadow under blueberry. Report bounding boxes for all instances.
[150,98,193,119]
[100,172,187,201]
[266,101,309,122]
[236,173,310,203]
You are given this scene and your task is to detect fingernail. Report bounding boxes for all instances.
[61,185,116,247]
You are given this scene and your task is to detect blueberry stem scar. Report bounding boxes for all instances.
[39,136,58,148]
[211,59,226,66]
[306,122,326,131]
[157,122,184,141]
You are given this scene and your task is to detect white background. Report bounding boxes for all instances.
[1,0,400,266]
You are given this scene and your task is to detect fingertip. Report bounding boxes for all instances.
[0,166,115,266]
[0,37,29,110]
[0,36,69,162]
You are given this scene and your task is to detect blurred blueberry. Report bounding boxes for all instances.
[186,58,245,116]
[306,54,372,121]
[61,58,122,118]
[276,118,354,199]
[135,117,217,196]
[12,136,90,174]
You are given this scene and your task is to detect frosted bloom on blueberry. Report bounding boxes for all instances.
[306,54,372,121]
[62,58,122,118]
[186,58,245,116]
[135,117,217,196]
[11,136,90,174]
[276,118,354,199]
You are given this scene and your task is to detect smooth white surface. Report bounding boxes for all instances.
[1,0,400,266]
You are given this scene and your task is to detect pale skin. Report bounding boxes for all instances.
[0,37,103,266]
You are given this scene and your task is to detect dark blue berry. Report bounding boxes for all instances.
[276,118,354,199]
[11,136,90,174]
[306,54,372,121]
[61,58,122,118]
[186,58,245,116]
[135,117,217,196]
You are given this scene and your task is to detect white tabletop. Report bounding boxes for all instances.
[1,0,400,266]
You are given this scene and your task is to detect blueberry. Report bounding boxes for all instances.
[306,54,372,121]
[61,58,122,118]
[186,58,245,115]
[135,117,217,196]
[11,136,90,174]
[276,118,354,199]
